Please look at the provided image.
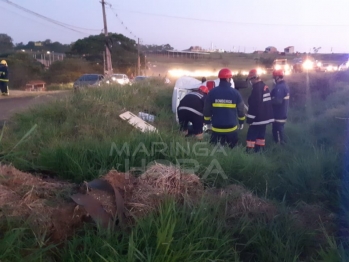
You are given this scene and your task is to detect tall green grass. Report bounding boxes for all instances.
[0,198,334,261]
[0,79,346,205]
[1,74,349,260]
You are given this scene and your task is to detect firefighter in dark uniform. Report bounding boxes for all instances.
[245,69,274,152]
[0,60,9,96]
[203,68,245,148]
[177,85,208,139]
[271,69,290,144]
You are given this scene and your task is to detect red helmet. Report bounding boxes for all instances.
[247,69,258,80]
[218,68,233,79]
[206,80,216,91]
[273,69,284,77]
[199,85,209,94]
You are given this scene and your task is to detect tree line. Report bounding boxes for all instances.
[0,33,173,88]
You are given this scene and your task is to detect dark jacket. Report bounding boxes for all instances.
[246,81,274,125]
[177,90,207,116]
[0,65,8,82]
[271,80,289,122]
[203,80,245,133]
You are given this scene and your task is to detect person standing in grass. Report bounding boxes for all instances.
[271,69,290,144]
[0,60,9,96]
[245,69,274,153]
[177,85,209,139]
[203,68,245,148]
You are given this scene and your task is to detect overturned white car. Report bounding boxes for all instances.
[172,76,235,123]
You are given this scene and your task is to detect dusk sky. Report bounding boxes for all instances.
[1,0,349,53]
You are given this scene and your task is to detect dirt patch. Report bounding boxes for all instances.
[0,91,69,123]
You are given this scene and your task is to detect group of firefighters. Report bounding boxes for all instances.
[177,68,290,152]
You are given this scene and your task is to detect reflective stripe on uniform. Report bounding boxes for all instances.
[251,119,275,125]
[263,93,271,102]
[178,106,203,116]
[0,79,9,82]
[204,116,211,121]
[247,141,255,148]
[275,119,287,123]
[212,126,237,133]
[212,103,236,108]
[246,114,256,119]
[284,95,290,100]
[256,139,265,146]
[238,116,246,121]
[188,92,203,99]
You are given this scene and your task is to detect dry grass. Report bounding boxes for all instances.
[0,163,334,246]
[0,164,85,242]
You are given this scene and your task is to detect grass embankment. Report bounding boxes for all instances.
[46,82,74,91]
[1,74,349,261]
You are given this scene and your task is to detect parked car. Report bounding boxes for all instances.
[73,74,106,90]
[110,74,130,85]
[321,63,338,72]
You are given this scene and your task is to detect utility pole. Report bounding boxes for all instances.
[103,51,106,73]
[137,38,141,76]
[101,0,113,76]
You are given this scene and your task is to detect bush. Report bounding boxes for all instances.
[46,83,74,91]
[44,58,103,84]
[5,53,45,89]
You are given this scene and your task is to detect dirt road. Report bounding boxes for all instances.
[0,90,69,127]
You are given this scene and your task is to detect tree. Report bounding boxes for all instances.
[44,58,102,83]
[69,33,139,73]
[141,44,174,52]
[15,40,70,53]
[0,34,14,54]
[5,52,45,88]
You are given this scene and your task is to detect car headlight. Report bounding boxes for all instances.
[285,64,290,70]
[112,77,116,81]
[275,65,281,70]
[302,60,313,70]
[317,62,322,67]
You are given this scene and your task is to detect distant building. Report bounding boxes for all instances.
[253,51,264,54]
[265,46,278,53]
[284,46,295,54]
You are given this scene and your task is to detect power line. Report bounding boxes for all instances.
[0,0,101,34]
[0,5,61,32]
[119,9,349,27]
[107,3,139,41]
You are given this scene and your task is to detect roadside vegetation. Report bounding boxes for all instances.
[1,72,349,261]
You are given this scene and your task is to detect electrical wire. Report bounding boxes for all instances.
[0,5,61,31]
[0,0,101,34]
[107,3,140,41]
[119,9,349,27]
